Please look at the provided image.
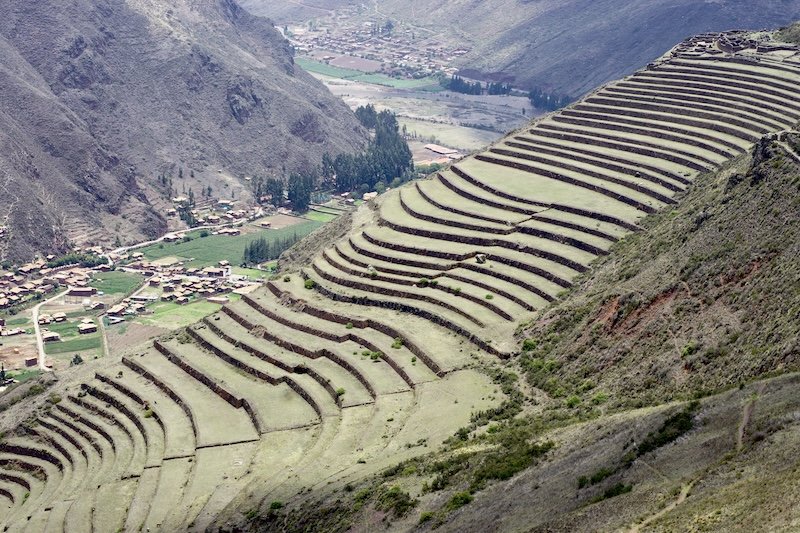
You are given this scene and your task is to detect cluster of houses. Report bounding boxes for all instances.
[110,260,257,317]
[166,196,264,230]
[0,317,23,338]
[289,9,468,80]
[0,259,102,311]
[40,315,98,344]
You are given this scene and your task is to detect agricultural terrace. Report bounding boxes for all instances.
[1,32,799,531]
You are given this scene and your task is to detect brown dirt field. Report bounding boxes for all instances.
[255,213,309,230]
[107,322,168,354]
[0,337,37,370]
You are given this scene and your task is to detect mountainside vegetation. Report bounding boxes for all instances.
[0,0,367,261]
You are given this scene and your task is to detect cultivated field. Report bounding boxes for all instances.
[1,32,799,531]
[138,220,323,268]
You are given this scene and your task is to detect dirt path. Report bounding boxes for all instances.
[629,384,767,531]
[737,382,766,451]
[628,480,695,533]
[31,289,69,371]
[777,141,800,165]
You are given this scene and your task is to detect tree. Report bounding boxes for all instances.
[355,104,378,129]
[287,172,314,212]
[265,178,284,207]
[321,152,335,182]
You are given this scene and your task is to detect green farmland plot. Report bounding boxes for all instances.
[305,211,338,223]
[90,271,143,295]
[135,300,225,330]
[296,57,441,90]
[139,221,323,268]
[295,58,363,79]
[44,334,102,355]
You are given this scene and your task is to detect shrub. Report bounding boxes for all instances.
[391,337,403,349]
[681,341,700,358]
[376,486,417,518]
[47,394,62,405]
[591,392,609,405]
[565,395,581,408]
[591,483,632,503]
[417,278,430,287]
[143,408,153,418]
[470,441,554,490]
[446,492,473,511]
[590,467,614,485]
[485,294,494,300]
[283,276,291,282]
[522,338,537,351]
[270,501,283,510]
[636,402,698,458]
[335,387,346,397]
[304,279,316,290]
[419,511,434,524]
[199,230,210,238]
[346,322,354,329]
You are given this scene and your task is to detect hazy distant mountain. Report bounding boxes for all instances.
[242,0,800,97]
[0,0,367,261]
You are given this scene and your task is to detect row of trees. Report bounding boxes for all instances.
[444,75,483,95]
[487,81,513,95]
[250,172,315,212]
[528,87,571,111]
[242,232,301,266]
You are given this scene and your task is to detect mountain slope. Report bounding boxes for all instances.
[0,29,798,532]
[243,0,800,97]
[0,0,367,261]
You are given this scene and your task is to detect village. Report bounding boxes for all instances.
[286,5,468,81]
[0,196,352,381]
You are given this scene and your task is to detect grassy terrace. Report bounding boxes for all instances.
[3,37,800,532]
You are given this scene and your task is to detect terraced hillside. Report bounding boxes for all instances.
[1,31,799,532]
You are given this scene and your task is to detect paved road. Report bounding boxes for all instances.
[31,289,69,371]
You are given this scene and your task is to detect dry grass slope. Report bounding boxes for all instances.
[0,30,799,532]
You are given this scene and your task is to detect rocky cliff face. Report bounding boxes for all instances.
[0,0,367,261]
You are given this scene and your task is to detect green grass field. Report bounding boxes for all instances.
[45,334,102,355]
[7,369,40,383]
[135,300,224,330]
[296,57,441,91]
[296,58,363,78]
[138,222,323,268]
[305,211,338,223]
[45,321,83,338]
[231,267,270,279]
[4,317,29,327]
[352,73,441,90]
[90,271,143,295]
